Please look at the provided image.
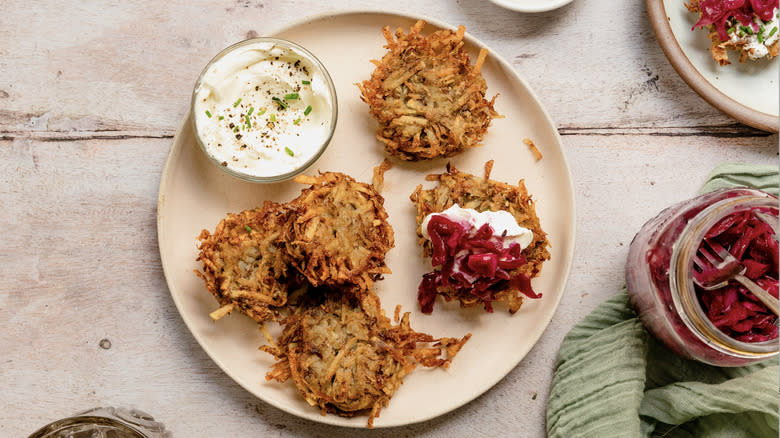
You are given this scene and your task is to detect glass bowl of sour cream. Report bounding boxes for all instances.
[191,38,337,183]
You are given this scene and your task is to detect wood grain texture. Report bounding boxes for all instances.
[1,0,777,437]
[0,0,770,137]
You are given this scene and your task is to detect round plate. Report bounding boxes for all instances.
[647,0,779,132]
[488,0,574,13]
[157,10,576,428]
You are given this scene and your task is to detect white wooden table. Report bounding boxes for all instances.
[1,1,775,437]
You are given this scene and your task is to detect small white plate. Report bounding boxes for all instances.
[158,10,575,428]
[488,0,574,13]
[648,0,779,132]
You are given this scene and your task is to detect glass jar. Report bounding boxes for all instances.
[27,407,171,438]
[626,187,778,366]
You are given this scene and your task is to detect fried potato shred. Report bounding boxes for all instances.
[372,158,393,193]
[409,161,551,313]
[358,20,500,161]
[523,138,543,161]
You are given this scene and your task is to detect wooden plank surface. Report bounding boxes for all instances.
[1,0,777,437]
[0,0,772,137]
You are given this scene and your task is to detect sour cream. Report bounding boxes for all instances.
[192,38,336,181]
[421,204,534,250]
[725,8,779,60]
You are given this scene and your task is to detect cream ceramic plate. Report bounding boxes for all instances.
[158,10,575,428]
[648,0,779,132]
[488,0,574,13]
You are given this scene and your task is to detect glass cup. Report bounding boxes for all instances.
[191,37,338,183]
[27,407,171,438]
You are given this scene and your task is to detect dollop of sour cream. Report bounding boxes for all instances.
[193,40,334,179]
[726,8,780,60]
[421,204,534,250]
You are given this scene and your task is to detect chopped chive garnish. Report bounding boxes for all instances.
[727,27,736,34]
[233,126,239,132]
[272,96,288,109]
[758,33,765,43]
[759,24,766,34]
[770,27,778,37]
[741,25,753,35]
[244,225,253,233]
[304,105,312,116]
[233,98,242,107]
[218,115,224,120]
[270,113,276,122]
[245,115,252,128]
[284,147,294,156]
[302,80,311,85]
[257,108,267,116]
[247,106,255,116]
[284,93,299,100]
[293,118,301,125]
[205,110,212,118]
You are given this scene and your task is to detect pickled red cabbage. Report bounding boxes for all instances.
[696,209,779,342]
[417,214,540,313]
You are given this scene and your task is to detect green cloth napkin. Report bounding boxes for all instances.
[546,163,780,438]
[701,163,779,196]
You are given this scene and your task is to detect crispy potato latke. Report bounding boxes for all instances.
[285,172,395,291]
[261,290,470,428]
[409,161,551,313]
[196,201,296,323]
[358,20,500,161]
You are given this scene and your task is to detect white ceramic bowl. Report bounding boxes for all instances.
[488,0,574,13]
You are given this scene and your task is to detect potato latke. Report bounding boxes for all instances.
[358,20,499,161]
[284,172,395,292]
[261,290,470,428]
[196,201,296,323]
[409,161,550,313]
